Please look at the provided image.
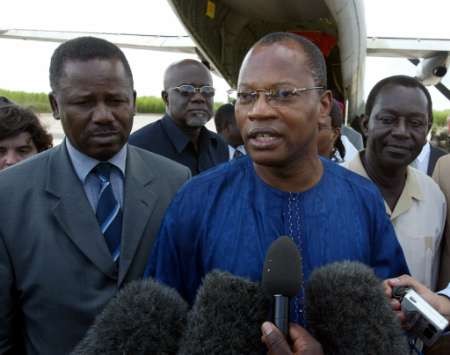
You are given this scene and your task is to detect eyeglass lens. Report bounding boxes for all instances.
[176,85,215,97]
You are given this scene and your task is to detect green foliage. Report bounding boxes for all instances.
[0,88,227,115]
[433,109,450,128]
[0,88,51,112]
[135,95,166,113]
[0,88,166,114]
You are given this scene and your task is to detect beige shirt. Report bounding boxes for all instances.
[344,154,446,290]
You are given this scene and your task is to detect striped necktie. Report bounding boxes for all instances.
[93,163,122,262]
[233,149,243,159]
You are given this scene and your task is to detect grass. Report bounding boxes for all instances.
[0,88,224,114]
[433,109,450,127]
[0,88,51,112]
[136,95,166,113]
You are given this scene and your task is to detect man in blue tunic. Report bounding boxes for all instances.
[147,32,409,324]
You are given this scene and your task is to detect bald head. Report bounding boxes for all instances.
[163,59,212,90]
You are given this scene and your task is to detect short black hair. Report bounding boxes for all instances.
[365,75,433,125]
[0,96,13,106]
[253,32,327,88]
[0,104,53,152]
[49,36,134,91]
[214,103,235,132]
[330,100,343,129]
[330,99,345,159]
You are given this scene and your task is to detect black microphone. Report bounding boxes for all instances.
[305,261,409,355]
[71,278,188,355]
[261,236,302,337]
[178,270,271,354]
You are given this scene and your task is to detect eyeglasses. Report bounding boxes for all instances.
[230,86,324,108]
[170,84,215,98]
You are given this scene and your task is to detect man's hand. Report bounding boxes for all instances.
[261,321,324,355]
[383,274,450,326]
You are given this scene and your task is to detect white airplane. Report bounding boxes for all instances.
[165,0,450,119]
[1,0,450,120]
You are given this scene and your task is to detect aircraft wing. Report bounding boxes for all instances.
[2,28,450,103]
[367,36,450,94]
[367,36,450,58]
[0,28,196,54]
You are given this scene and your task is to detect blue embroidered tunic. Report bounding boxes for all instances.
[147,156,409,324]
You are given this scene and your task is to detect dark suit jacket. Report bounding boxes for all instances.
[0,143,190,355]
[129,114,229,175]
[428,145,447,176]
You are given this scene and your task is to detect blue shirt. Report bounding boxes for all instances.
[147,156,409,323]
[65,139,126,211]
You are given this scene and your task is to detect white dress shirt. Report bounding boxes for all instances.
[228,144,246,160]
[345,154,446,290]
[65,139,127,211]
[438,283,450,299]
[338,135,359,163]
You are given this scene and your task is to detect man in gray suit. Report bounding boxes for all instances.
[0,37,190,354]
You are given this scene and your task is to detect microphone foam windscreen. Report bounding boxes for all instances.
[305,261,409,355]
[261,236,302,297]
[72,278,188,355]
[178,270,271,355]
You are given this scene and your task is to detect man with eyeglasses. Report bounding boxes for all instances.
[129,59,228,175]
[147,33,408,328]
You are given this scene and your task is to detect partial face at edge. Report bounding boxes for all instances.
[0,132,38,170]
[317,115,340,159]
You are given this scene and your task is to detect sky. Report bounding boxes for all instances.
[1,0,450,108]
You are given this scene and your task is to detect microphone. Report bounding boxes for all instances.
[178,270,271,354]
[261,236,302,337]
[71,278,188,355]
[305,261,409,355]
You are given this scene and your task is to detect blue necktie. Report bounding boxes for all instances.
[93,163,122,262]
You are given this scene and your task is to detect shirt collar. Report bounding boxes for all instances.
[394,167,423,219]
[348,152,423,218]
[415,142,430,163]
[161,115,217,153]
[346,151,369,179]
[65,139,127,183]
[228,144,246,157]
[236,144,246,154]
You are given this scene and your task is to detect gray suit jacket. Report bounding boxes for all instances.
[0,143,190,355]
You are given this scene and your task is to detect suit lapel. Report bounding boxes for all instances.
[118,147,159,286]
[428,146,446,176]
[45,144,117,280]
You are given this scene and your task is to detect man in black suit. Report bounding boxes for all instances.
[411,117,447,176]
[0,37,190,354]
[129,59,228,175]
[427,144,447,175]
